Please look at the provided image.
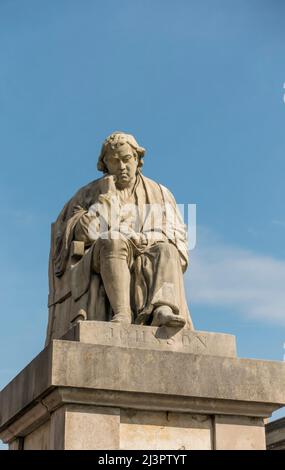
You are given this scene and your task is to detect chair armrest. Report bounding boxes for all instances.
[70,241,85,261]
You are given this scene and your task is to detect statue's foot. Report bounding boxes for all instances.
[151,306,186,328]
[111,313,132,324]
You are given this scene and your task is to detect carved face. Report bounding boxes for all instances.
[103,143,138,188]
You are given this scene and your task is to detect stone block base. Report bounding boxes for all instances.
[1,322,284,450]
[8,403,266,450]
[266,417,285,450]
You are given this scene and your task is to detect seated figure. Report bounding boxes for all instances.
[45,132,193,344]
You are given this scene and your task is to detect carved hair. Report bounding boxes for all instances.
[97,131,146,173]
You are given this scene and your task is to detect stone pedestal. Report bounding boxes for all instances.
[1,321,285,450]
[266,417,285,450]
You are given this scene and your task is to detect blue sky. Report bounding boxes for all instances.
[1,0,285,447]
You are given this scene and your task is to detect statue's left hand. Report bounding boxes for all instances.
[128,232,148,249]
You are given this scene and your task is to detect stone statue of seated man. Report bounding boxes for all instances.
[45,132,193,344]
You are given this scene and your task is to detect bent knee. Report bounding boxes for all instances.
[99,231,129,252]
[154,242,179,261]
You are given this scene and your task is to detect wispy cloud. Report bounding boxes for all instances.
[272,219,285,228]
[186,228,285,325]
[0,207,39,226]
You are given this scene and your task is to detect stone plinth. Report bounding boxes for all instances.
[1,322,285,450]
[266,417,285,450]
[62,321,237,357]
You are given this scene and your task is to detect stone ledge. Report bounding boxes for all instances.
[1,337,285,434]
[0,386,272,446]
[265,417,285,450]
[62,321,237,357]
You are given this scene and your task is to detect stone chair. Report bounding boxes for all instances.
[45,229,111,345]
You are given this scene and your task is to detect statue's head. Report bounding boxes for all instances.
[97,132,146,188]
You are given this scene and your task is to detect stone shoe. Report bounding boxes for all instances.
[151,306,186,328]
[111,313,132,324]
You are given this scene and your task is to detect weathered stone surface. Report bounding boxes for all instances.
[0,346,53,430]
[9,438,21,450]
[24,420,50,450]
[49,405,120,450]
[266,417,285,450]
[1,332,285,449]
[66,406,120,450]
[52,341,285,406]
[62,321,237,357]
[120,410,212,450]
[214,415,266,450]
[1,337,285,437]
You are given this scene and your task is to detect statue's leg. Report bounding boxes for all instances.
[92,233,133,323]
[135,242,188,327]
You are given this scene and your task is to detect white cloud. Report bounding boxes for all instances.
[186,229,285,325]
[272,219,285,228]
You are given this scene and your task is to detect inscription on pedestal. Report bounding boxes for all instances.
[63,321,236,358]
